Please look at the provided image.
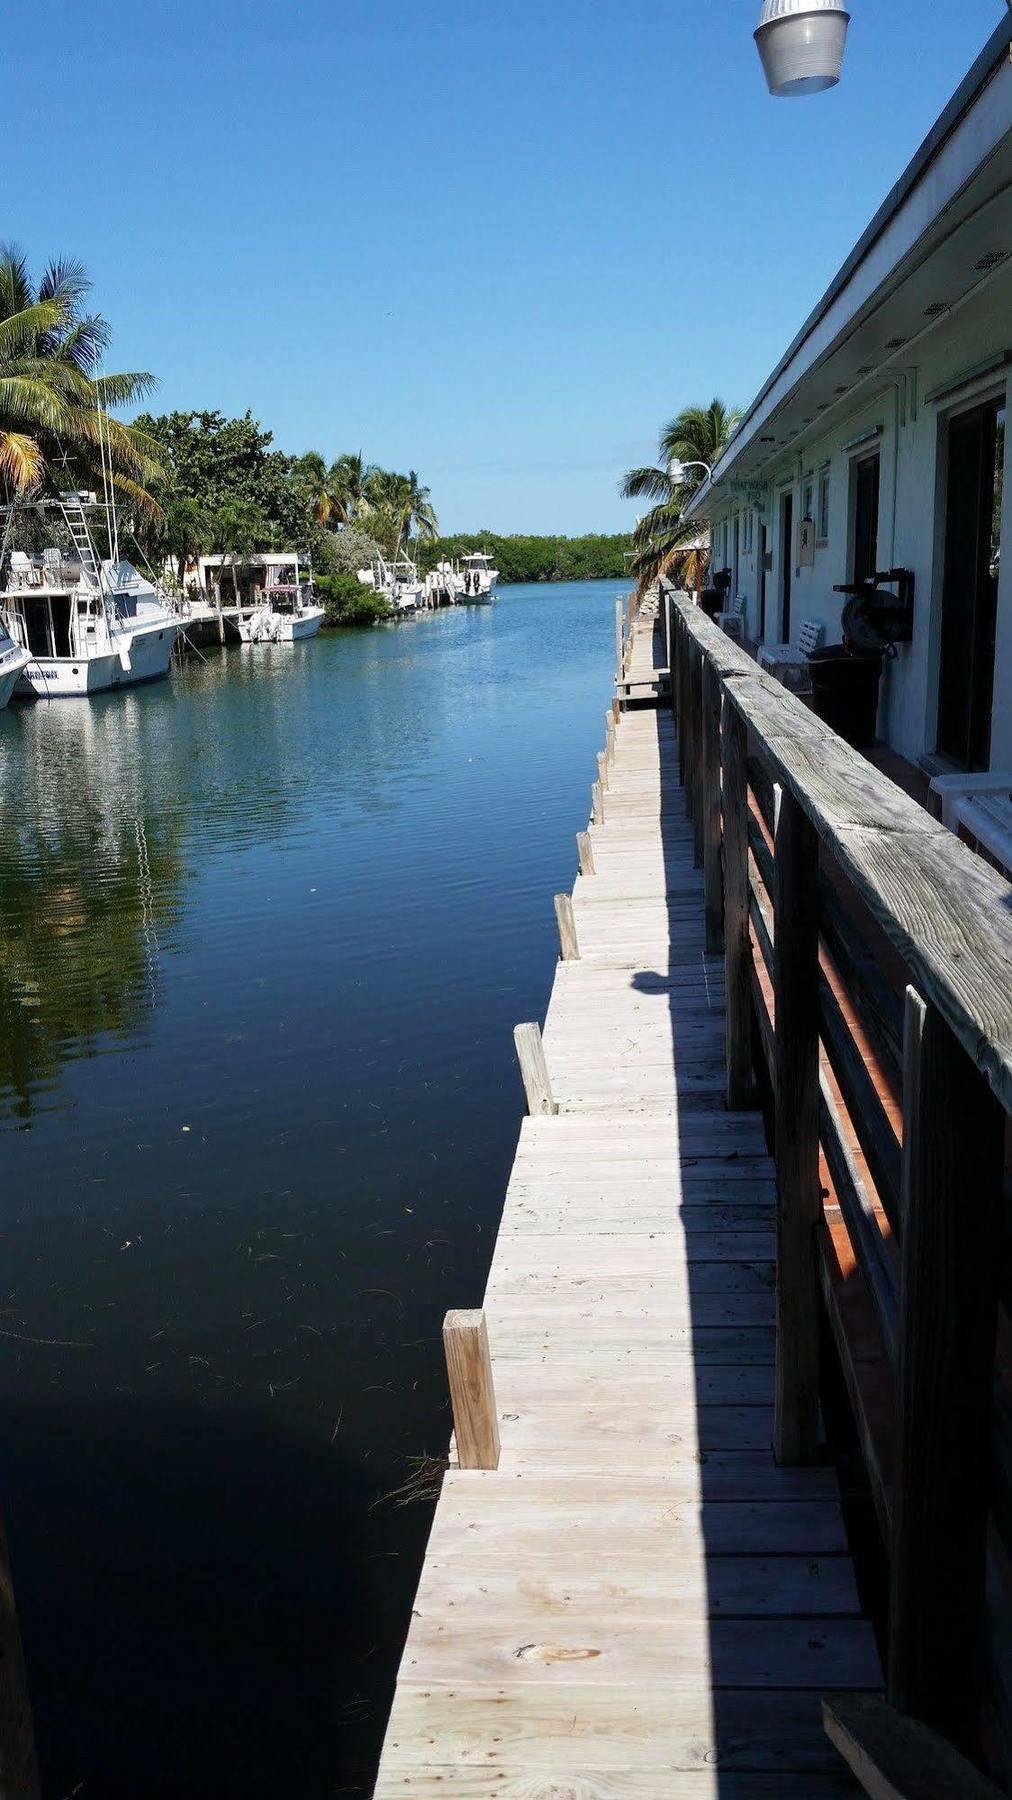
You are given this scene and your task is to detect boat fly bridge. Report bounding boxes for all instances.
[0,494,181,699]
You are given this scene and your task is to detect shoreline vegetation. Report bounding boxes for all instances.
[1,246,635,631]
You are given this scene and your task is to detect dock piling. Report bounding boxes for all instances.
[443,1310,500,1471]
[513,1022,557,1116]
[591,781,604,825]
[553,893,580,962]
[576,830,595,877]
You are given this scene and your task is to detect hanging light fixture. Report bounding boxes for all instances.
[755,0,851,97]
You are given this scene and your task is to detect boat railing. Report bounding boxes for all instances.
[664,580,1012,1776]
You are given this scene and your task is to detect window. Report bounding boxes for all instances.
[817,470,831,544]
[802,478,814,523]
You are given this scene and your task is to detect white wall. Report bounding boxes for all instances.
[706,279,1012,767]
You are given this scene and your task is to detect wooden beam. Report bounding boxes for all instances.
[553,893,580,962]
[887,987,1005,1750]
[722,697,754,1111]
[823,1693,1004,1798]
[576,830,595,877]
[701,656,723,953]
[773,787,821,1466]
[443,1310,500,1471]
[513,1022,557,1116]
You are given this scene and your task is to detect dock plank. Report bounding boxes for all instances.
[373,614,876,1796]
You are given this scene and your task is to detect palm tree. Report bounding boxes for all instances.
[621,399,741,589]
[328,452,374,525]
[292,451,334,527]
[157,493,211,591]
[0,245,163,508]
[361,468,438,554]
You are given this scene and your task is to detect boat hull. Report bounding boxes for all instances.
[0,651,30,711]
[239,606,325,643]
[14,622,179,698]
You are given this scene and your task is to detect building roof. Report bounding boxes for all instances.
[685,14,1012,517]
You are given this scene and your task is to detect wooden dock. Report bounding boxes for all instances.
[374,610,881,1795]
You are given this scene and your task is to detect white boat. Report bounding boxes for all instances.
[0,615,31,710]
[458,551,499,601]
[358,554,424,614]
[234,555,324,642]
[0,495,181,700]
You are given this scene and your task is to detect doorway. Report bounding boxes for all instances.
[780,491,793,641]
[853,453,881,586]
[759,522,768,641]
[937,399,1004,770]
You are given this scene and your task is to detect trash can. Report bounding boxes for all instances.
[700,587,723,621]
[807,645,883,749]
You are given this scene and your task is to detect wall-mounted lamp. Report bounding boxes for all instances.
[755,0,851,97]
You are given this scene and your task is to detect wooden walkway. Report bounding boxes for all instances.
[374,620,880,1796]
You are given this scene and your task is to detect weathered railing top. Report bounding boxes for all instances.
[664,584,1012,1115]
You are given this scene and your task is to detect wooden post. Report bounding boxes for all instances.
[676,616,688,786]
[553,893,580,962]
[666,591,677,726]
[576,830,595,877]
[513,1022,557,1116]
[691,642,704,868]
[614,598,624,687]
[721,698,753,1111]
[772,787,822,1465]
[591,781,604,825]
[443,1310,500,1470]
[596,750,609,792]
[822,1695,1004,1800]
[888,987,1005,1750]
[605,712,615,764]
[682,637,695,823]
[701,657,724,953]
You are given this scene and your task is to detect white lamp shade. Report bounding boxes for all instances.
[755,0,850,97]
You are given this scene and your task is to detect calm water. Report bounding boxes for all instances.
[0,582,618,1799]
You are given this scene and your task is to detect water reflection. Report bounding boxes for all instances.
[0,701,186,1121]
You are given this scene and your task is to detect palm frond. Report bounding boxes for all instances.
[620,464,673,502]
[0,430,44,492]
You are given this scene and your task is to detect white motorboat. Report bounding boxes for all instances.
[235,555,324,642]
[358,554,424,614]
[458,551,499,601]
[0,495,181,699]
[0,615,31,711]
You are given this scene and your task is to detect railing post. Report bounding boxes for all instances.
[721,697,753,1111]
[690,642,704,869]
[676,616,688,787]
[701,657,724,953]
[591,781,604,825]
[596,750,609,792]
[772,787,821,1465]
[888,987,1005,1751]
[682,638,695,824]
[614,597,624,693]
[443,1309,500,1470]
[576,830,595,877]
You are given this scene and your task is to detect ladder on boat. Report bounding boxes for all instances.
[58,497,101,587]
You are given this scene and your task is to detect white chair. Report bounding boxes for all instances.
[758,617,824,694]
[715,594,747,642]
[928,771,1012,877]
[42,547,63,583]
[9,550,38,588]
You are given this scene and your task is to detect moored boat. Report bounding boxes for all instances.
[0,617,31,711]
[235,554,325,642]
[0,495,181,699]
[458,551,499,601]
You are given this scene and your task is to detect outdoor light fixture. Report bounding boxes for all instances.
[754,0,851,97]
[669,459,713,483]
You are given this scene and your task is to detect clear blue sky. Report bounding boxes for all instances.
[6,0,1000,533]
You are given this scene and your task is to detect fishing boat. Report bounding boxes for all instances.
[0,494,181,699]
[357,553,424,614]
[236,554,325,642]
[458,551,499,601]
[0,616,31,711]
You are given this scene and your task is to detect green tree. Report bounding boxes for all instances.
[206,499,271,608]
[157,493,211,589]
[0,244,163,507]
[621,399,741,587]
[135,410,315,548]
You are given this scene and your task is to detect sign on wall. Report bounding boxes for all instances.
[797,515,816,568]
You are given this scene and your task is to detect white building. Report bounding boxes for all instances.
[684,16,1012,775]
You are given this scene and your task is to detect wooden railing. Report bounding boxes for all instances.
[664,584,1012,1775]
